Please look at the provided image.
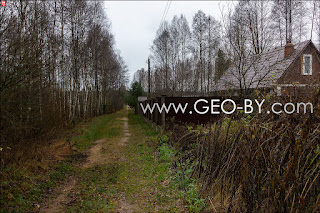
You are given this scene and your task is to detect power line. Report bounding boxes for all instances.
[159,0,172,30]
[163,1,172,25]
[160,1,169,27]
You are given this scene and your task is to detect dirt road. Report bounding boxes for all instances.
[42,108,182,212]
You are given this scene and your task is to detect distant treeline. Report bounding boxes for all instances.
[0,1,128,143]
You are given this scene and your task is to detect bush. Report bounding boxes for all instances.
[169,109,320,212]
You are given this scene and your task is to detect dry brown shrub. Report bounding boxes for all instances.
[169,90,320,212]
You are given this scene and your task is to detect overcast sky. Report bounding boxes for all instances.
[104,1,231,83]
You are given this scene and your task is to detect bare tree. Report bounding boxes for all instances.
[271,0,309,46]
[151,22,171,94]
[192,10,207,94]
[0,0,128,144]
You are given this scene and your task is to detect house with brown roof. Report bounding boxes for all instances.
[215,40,320,97]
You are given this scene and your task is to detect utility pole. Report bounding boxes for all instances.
[148,58,151,100]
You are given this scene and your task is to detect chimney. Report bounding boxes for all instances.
[284,43,294,58]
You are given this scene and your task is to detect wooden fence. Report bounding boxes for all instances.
[136,95,242,128]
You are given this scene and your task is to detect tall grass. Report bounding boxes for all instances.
[168,94,320,212]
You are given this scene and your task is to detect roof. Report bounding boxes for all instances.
[215,40,312,91]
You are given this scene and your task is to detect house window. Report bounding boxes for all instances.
[302,54,312,75]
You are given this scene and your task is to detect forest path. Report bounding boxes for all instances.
[41,108,181,212]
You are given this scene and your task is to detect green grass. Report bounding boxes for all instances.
[129,113,205,212]
[114,111,182,212]
[0,112,119,213]
[64,111,125,212]
[63,110,183,212]
[0,158,79,213]
[0,164,40,213]
[129,112,158,137]
[67,164,120,212]
[174,159,206,212]
[74,113,122,152]
[1,108,196,212]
